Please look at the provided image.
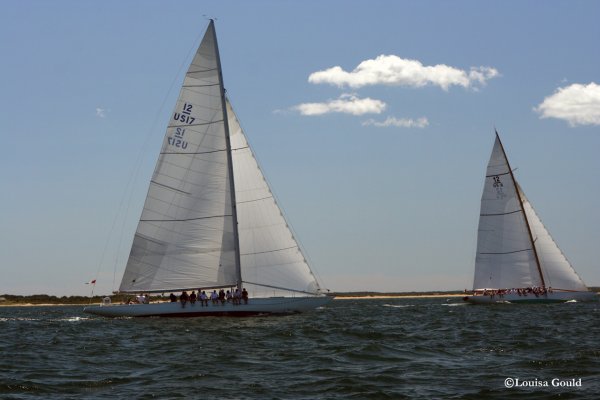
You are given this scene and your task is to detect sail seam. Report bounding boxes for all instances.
[150,180,190,194]
[183,83,221,88]
[480,248,532,255]
[237,195,273,204]
[141,214,232,222]
[485,171,511,177]
[160,149,226,155]
[188,68,218,73]
[168,119,224,128]
[480,209,521,216]
[241,246,297,256]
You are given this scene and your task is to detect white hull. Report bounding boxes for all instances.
[84,296,333,318]
[463,291,597,304]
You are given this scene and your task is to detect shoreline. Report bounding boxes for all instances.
[0,294,468,307]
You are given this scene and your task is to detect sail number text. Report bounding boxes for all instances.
[173,103,196,125]
[169,103,194,149]
[168,127,188,149]
[492,175,506,199]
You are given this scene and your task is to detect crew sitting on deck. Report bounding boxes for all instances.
[180,291,189,308]
[219,289,226,305]
[476,286,551,297]
[242,288,249,304]
[211,290,218,304]
[200,290,208,306]
[170,293,177,302]
[226,290,232,303]
[189,291,197,305]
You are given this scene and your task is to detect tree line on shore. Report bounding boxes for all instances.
[1,288,598,305]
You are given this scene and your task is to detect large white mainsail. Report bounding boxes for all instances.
[227,100,321,297]
[119,21,237,293]
[473,135,542,290]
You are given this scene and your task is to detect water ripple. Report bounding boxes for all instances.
[0,300,599,398]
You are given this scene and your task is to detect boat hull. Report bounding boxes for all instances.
[463,291,597,304]
[84,296,333,318]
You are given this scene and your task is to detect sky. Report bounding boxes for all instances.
[1,0,599,296]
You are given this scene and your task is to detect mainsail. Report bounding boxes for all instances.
[119,21,321,296]
[473,133,588,292]
[120,21,237,293]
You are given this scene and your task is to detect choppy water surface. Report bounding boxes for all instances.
[1,298,599,399]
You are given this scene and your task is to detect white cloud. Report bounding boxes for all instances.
[362,116,429,128]
[535,82,600,126]
[293,93,386,116]
[96,107,107,118]
[308,55,499,91]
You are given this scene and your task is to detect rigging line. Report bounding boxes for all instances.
[479,248,532,255]
[480,209,521,216]
[231,146,250,151]
[141,214,232,222]
[160,148,227,155]
[241,246,298,256]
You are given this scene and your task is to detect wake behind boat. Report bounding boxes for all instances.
[463,132,597,304]
[85,20,331,318]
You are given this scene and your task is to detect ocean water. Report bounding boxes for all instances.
[1,298,598,399]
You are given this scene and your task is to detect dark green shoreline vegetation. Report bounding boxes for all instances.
[0,294,161,306]
[1,288,598,305]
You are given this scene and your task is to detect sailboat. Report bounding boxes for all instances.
[84,20,331,317]
[463,132,597,304]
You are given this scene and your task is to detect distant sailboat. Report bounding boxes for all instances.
[85,20,331,317]
[463,132,596,304]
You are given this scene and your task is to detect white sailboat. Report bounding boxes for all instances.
[463,132,596,304]
[85,20,331,317]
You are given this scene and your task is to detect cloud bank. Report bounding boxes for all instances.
[293,94,386,116]
[535,82,600,126]
[308,55,499,90]
[96,107,107,118]
[362,116,429,128]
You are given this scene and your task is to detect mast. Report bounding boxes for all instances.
[210,20,243,290]
[495,130,546,287]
